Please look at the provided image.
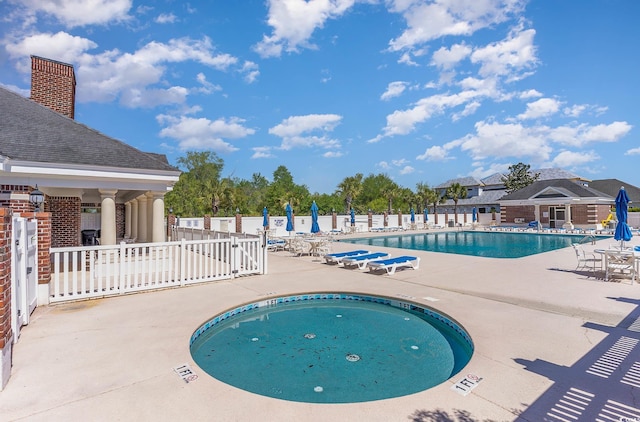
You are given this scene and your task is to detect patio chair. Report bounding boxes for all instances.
[572,244,602,273]
[605,251,636,284]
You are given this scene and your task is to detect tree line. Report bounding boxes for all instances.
[165,151,535,218]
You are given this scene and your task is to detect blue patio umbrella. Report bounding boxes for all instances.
[614,186,633,247]
[262,207,269,229]
[472,207,477,223]
[310,201,320,233]
[410,208,415,223]
[424,208,428,222]
[285,203,294,233]
[350,208,355,226]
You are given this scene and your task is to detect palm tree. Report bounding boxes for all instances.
[445,182,467,225]
[337,173,363,213]
[425,187,445,225]
[381,184,400,214]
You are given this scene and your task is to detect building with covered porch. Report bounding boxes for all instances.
[0,56,180,247]
[498,178,640,230]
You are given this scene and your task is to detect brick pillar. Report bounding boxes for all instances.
[167,213,176,238]
[332,211,337,230]
[0,207,13,390]
[383,211,388,227]
[21,212,52,287]
[368,211,372,230]
[397,211,402,227]
[235,212,242,233]
[204,215,211,230]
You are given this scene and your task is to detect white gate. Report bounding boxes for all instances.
[10,216,38,343]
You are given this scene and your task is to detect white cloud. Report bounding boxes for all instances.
[563,104,587,117]
[550,150,599,167]
[379,90,483,137]
[456,120,553,162]
[20,0,133,27]
[399,165,415,175]
[517,98,561,120]
[452,101,481,121]
[155,13,177,24]
[252,146,275,159]
[377,161,391,170]
[269,114,343,150]
[194,73,222,94]
[470,25,538,80]
[387,0,525,51]
[8,34,240,106]
[241,61,260,84]
[519,89,542,99]
[381,81,408,101]
[253,0,356,58]
[416,145,453,161]
[5,31,98,73]
[392,158,409,167]
[626,147,640,156]
[323,151,343,158]
[431,43,472,70]
[158,115,255,153]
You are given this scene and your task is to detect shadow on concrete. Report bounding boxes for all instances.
[514,296,640,421]
[408,408,500,422]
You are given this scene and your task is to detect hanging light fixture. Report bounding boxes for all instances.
[29,185,45,212]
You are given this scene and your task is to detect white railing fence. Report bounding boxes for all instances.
[49,235,266,303]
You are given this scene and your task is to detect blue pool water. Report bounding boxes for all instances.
[190,294,473,403]
[341,231,608,258]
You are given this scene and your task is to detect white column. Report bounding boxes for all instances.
[137,194,148,243]
[131,199,139,241]
[99,189,118,245]
[125,202,132,239]
[146,192,154,243]
[563,204,574,230]
[150,192,166,242]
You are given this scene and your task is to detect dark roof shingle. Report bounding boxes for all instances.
[0,86,178,172]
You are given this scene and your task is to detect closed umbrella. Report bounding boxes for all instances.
[614,186,633,248]
[410,208,415,223]
[262,207,269,229]
[311,201,320,233]
[350,208,355,226]
[472,207,477,223]
[424,208,428,223]
[285,203,294,233]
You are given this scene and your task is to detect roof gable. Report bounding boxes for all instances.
[0,86,178,173]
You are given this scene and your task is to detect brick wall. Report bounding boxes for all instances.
[501,205,536,224]
[0,185,34,213]
[0,208,12,351]
[30,56,76,119]
[49,197,80,247]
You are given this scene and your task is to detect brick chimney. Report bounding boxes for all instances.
[30,56,76,119]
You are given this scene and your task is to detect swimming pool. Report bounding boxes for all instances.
[341,231,608,258]
[190,293,473,403]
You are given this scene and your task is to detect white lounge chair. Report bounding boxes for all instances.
[342,252,389,270]
[366,256,420,275]
[324,249,370,265]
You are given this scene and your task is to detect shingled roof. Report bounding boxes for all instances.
[0,86,178,172]
[499,179,611,201]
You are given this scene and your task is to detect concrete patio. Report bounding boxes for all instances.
[1,231,639,421]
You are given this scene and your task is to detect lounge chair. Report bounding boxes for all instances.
[324,249,370,265]
[366,256,420,275]
[342,252,390,270]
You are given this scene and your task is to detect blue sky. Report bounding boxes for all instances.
[1,0,638,194]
